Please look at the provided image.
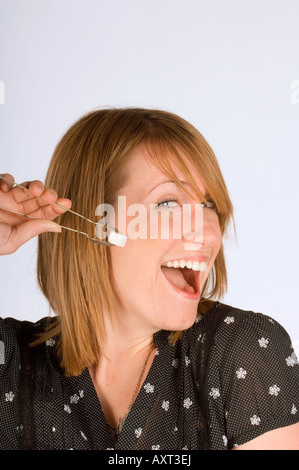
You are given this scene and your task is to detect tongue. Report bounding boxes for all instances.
[161,266,195,293]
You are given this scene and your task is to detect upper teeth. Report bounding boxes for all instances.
[163,260,207,271]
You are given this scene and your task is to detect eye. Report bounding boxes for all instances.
[156,199,180,209]
[201,200,217,210]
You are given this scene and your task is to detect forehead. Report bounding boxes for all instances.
[121,145,207,198]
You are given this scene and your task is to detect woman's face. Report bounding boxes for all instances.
[108,146,222,337]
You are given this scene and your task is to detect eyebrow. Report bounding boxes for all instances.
[146,180,189,197]
[146,180,209,199]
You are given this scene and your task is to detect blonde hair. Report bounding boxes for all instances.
[36,108,234,376]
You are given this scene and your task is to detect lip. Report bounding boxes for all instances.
[160,264,202,301]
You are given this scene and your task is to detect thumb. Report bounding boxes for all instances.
[17,218,62,241]
[4,219,62,255]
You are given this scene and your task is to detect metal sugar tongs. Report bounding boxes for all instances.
[0,175,127,247]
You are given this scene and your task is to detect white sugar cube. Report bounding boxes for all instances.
[108,230,127,247]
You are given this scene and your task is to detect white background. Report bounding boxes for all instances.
[0,0,298,349]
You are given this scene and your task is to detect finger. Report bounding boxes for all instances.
[29,197,72,221]
[20,191,72,219]
[0,174,15,192]
[1,219,62,255]
[0,206,30,226]
[10,179,45,203]
[18,187,59,214]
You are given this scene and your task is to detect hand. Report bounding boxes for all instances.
[0,173,72,255]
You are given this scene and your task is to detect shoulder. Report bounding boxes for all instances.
[200,301,299,407]
[0,316,56,374]
[206,301,292,361]
[184,300,296,376]
[0,315,55,341]
[191,302,299,449]
[187,300,293,354]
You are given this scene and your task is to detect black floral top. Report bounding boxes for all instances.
[0,301,298,450]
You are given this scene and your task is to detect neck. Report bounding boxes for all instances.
[88,314,157,433]
[99,311,157,362]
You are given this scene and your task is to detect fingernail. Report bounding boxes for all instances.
[49,189,57,198]
[48,225,62,233]
[1,182,9,191]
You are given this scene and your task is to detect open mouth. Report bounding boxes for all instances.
[160,260,207,295]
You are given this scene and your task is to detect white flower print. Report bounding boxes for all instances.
[185,356,191,367]
[17,424,23,433]
[250,415,261,425]
[144,382,154,393]
[258,337,269,348]
[222,435,228,447]
[5,391,15,402]
[209,388,220,399]
[52,426,56,432]
[223,317,235,325]
[224,316,235,325]
[80,430,88,441]
[152,445,160,450]
[291,404,297,415]
[198,333,206,343]
[286,356,296,367]
[183,397,193,409]
[269,385,280,396]
[79,390,84,398]
[46,338,55,347]
[135,428,142,438]
[64,404,71,413]
[162,400,170,411]
[70,394,80,404]
[172,358,179,368]
[236,368,247,379]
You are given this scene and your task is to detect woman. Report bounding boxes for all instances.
[0,108,298,450]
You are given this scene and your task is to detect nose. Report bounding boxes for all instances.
[182,203,218,249]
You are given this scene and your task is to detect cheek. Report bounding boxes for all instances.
[203,217,222,274]
[109,243,136,283]
[210,214,222,246]
[109,239,157,291]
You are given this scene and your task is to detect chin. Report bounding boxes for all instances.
[161,306,199,333]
